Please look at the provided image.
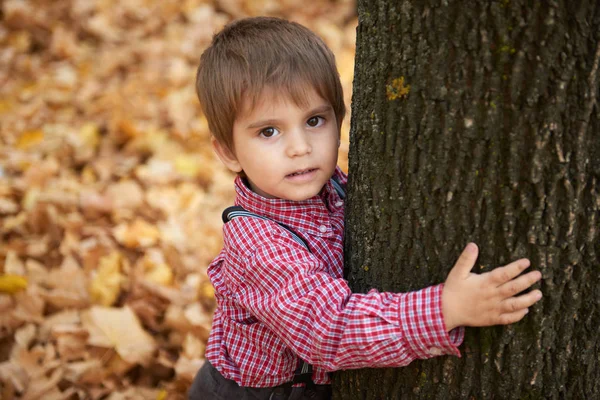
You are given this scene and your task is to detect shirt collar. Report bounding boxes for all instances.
[233,174,341,237]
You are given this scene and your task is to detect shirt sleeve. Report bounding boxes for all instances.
[226,222,464,371]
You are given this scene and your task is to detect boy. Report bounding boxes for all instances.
[189,17,542,400]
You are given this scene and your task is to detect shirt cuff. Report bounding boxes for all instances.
[398,284,464,359]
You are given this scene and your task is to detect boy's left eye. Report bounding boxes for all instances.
[307,116,325,128]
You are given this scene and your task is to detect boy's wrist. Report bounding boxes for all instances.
[441,284,460,332]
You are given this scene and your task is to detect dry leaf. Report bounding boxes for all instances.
[113,218,161,248]
[182,333,205,359]
[174,356,204,383]
[80,190,114,214]
[0,361,28,393]
[51,324,89,362]
[79,121,100,147]
[12,289,45,324]
[141,249,173,285]
[16,130,44,150]
[0,197,19,214]
[105,180,144,210]
[3,251,25,275]
[41,255,90,309]
[82,306,157,366]
[20,367,64,400]
[63,359,105,384]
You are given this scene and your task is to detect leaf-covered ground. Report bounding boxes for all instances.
[0,1,356,398]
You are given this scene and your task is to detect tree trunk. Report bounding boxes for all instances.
[335,0,600,398]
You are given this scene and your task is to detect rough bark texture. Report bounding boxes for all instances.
[335,1,600,399]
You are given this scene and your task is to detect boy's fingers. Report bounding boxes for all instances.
[500,289,542,313]
[498,271,542,297]
[498,308,530,325]
[451,243,479,278]
[489,258,531,285]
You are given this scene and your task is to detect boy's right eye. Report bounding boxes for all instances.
[259,127,280,138]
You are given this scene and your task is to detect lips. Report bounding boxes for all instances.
[286,168,317,177]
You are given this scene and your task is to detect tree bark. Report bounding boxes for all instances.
[335,0,600,398]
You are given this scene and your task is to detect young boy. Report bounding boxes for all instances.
[189,17,543,400]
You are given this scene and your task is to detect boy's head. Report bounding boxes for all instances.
[195,17,347,201]
[196,16,346,156]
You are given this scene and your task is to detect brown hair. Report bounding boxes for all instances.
[196,17,346,154]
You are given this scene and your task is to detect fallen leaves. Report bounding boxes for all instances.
[0,0,357,398]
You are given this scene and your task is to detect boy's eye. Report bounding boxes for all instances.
[307,116,324,127]
[259,127,280,138]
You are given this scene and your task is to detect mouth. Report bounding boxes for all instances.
[286,168,317,178]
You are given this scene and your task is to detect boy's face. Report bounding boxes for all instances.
[213,86,340,201]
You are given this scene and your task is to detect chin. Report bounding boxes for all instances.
[284,186,324,201]
[287,194,316,201]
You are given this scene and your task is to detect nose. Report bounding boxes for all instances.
[286,129,312,157]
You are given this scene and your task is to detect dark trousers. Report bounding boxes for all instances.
[188,360,332,400]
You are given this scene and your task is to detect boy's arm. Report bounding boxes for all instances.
[226,220,461,371]
[330,168,543,330]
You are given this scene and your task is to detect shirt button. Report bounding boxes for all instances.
[318,225,328,233]
[335,201,343,207]
[428,347,442,356]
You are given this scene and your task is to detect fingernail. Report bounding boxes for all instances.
[535,292,542,300]
[525,308,529,314]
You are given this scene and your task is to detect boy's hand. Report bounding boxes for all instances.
[442,243,542,332]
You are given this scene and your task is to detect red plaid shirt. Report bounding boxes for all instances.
[205,167,464,387]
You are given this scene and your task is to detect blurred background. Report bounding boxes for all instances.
[0,1,357,398]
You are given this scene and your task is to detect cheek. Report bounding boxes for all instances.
[324,133,340,154]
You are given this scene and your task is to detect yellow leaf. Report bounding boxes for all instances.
[199,281,214,301]
[22,188,40,210]
[156,389,167,400]
[10,31,32,52]
[0,100,12,113]
[0,274,28,294]
[128,128,168,154]
[16,129,44,149]
[144,261,174,286]
[146,129,169,153]
[81,165,97,184]
[80,122,100,149]
[90,252,124,306]
[174,154,201,177]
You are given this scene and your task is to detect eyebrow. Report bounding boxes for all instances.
[246,104,333,130]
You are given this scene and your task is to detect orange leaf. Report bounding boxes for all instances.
[16,130,44,149]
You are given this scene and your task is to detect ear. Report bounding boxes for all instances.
[212,138,242,173]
